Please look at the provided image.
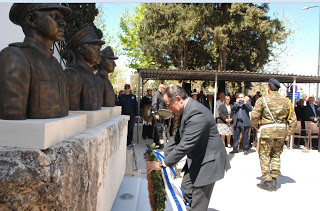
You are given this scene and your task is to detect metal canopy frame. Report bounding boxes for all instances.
[137,68,320,149]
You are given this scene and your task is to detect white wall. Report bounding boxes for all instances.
[0,3,63,65]
[0,3,24,51]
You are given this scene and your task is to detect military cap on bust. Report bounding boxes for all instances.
[9,3,71,26]
[66,27,105,50]
[268,78,281,89]
[102,46,118,60]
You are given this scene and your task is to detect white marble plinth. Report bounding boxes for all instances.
[0,113,87,149]
[70,106,122,128]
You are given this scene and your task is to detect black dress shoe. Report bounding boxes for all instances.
[229,149,238,154]
[257,181,276,192]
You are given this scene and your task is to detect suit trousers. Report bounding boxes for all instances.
[127,115,135,146]
[181,171,215,211]
[153,116,169,144]
[233,122,250,151]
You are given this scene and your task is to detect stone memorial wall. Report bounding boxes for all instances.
[0,114,129,211]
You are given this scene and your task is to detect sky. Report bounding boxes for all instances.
[99,2,320,96]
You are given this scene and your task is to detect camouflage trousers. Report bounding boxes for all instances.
[259,138,284,181]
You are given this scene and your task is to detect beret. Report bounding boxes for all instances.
[10,3,71,25]
[66,27,105,50]
[269,78,281,89]
[102,46,118,60]
[124,84,131,88]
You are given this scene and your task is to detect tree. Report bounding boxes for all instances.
[139,3,208,70]
[119,4,154,69]
[61,3,103,65]
[109,66,128,93]
[137,3,289,72]
[204,3,289,72]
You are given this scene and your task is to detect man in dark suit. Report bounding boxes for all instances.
[230,93,253,155]
[204,94,214,113]
[152,84,168,147]
[305,96,320,122]
[146,84,230,210]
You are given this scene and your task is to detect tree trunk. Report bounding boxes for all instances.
[183,41,188,70]
[219,47,227,71]
[218,81,226,94]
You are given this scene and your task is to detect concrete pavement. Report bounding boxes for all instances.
[132,127,320,211]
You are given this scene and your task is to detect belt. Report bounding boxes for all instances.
[259,123,286,130]
[237,119,243,122]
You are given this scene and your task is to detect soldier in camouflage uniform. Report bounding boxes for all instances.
[251,78,297,191]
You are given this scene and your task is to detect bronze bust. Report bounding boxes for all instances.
[64,27,105,111]
[0,3,71,120]
[96,46,118,107]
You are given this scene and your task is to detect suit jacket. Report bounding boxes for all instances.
[305,104,320,122]
[163,98,230,187]
[204,100,214,113]
[231,102,252,127]
[219,104,234,124]
[295,106,306,121]
[152,90,167,113]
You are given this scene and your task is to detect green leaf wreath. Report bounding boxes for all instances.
[145,143,166,211]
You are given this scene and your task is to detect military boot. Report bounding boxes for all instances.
[271,177,278,191]
[257,180,275,192]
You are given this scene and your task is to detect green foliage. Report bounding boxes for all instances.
[61,3,103,65]
[146,143,166,211]
[119,4,155,69]
[134,3,290,72]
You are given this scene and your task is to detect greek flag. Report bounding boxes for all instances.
[155,151,187,211]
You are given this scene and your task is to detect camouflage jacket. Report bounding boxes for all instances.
[251,91,297,138]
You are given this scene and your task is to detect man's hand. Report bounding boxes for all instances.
[146,161,162,174]
[156,114,160,120]
[135,116,139,119]
[285,136,290,141]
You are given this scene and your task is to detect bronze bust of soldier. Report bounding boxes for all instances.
[0,3,71,120]
[96,46,118,107]
[64,27,105,111]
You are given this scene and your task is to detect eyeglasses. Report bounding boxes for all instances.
[166,98,176,107]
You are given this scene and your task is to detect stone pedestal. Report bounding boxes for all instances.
[70,106,122,128]
[0,113,86,149]
[0,115,129,211]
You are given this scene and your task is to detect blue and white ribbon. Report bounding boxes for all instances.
[155,151,187,211]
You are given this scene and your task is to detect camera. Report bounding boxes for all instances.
[239,99,245,104]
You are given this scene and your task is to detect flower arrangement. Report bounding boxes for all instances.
[145,143,166,211]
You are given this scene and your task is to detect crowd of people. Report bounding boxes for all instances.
[116,82,320,151]
[140,84,261,154]
[116,82,319,152]
[145,79,296,209]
